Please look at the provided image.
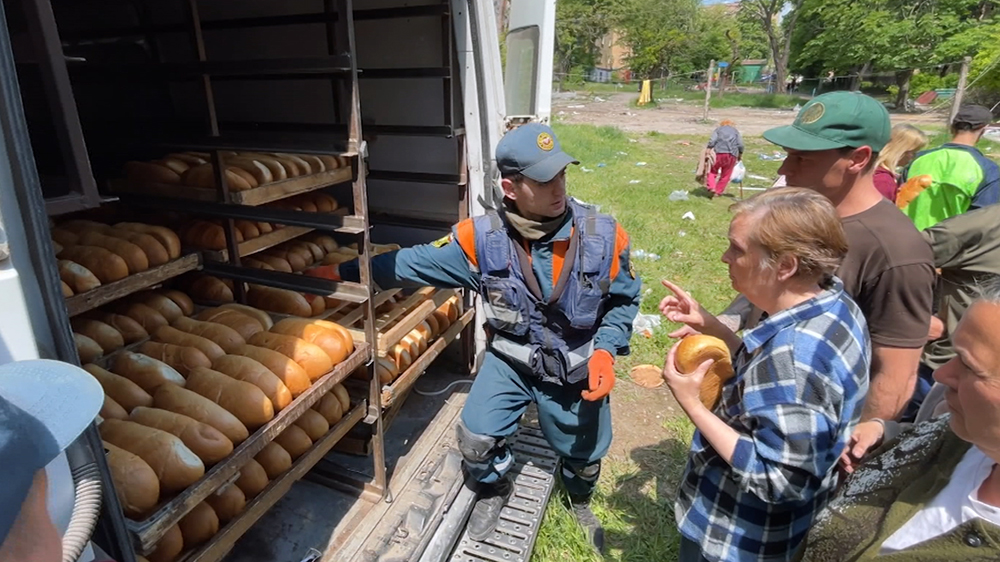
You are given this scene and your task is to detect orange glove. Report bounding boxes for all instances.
[304,264,341,281]
[582,349,615,401]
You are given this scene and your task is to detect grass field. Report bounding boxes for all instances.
[530,123,783,561]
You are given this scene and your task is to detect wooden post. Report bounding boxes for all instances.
[703,59,715,121]
[949,56,972,126]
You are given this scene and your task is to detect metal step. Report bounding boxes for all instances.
[448,425,559,562]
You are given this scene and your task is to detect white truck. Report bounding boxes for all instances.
[0,1,557,561]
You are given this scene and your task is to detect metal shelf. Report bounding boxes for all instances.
[367,170,461,184]
[220,121,459,138]
[65,56,352,80]
[64,253,201,316]
[359,67,450,79]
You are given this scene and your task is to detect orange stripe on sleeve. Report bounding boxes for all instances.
[454,219,478,268]
[610,224,629,279]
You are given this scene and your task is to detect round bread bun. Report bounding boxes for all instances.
[630,364,664,389]
[674,335,735,410]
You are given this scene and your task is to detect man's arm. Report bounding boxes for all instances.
[861,346,922,420]
[593,225,642,356]
[338,227,480,291]
[970,161,1000,209]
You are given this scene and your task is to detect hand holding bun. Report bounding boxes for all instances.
[668,335,735,411]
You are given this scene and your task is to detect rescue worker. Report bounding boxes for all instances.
[333,123,641,552]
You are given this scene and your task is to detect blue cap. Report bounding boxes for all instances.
[0,360,103,545]
[496,123,579,182]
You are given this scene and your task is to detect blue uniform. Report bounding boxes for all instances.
[341,204,641,496]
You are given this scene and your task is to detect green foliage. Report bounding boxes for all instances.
[555,0,613,78]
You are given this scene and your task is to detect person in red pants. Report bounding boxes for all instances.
[706,119,744,197]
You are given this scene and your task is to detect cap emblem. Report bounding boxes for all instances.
[537,132,554,151]
[799,103,825,125]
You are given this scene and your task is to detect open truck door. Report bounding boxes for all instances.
[503,0,557,126]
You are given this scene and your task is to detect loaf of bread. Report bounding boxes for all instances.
[71,318,124,353]
[390,346,412,373]
[185,367,274,429]
[59,260,101,293]
[256,221,274,234]
[248,254,293,273]
[110,229,170,267]
[187,276,234,303]
[153,326,226,362]
[99,419,205,493]
[75,333,103,364]
[217,303,273,330]
[240,155,286,182]
[287,241,324,263]
[317,155,339,171]
[130,292,184,323]
[115,302,170,334]
[375,357,398,384]
[262,249,308,272]
[51,227,80,247]
[88,312,148,344]
[85,364,152,412]
[233,219,260,240]
[254,443,292,479]
[129,407,233,465]
[178,501,219,548]
[58,246,129,284]
[246,285,312,317]
[275,425,312,460]
[314,393,343,425]
[424,314,441,337]
[125,161,181,185]
[331,383,350,413]
[147,524,183,562]
[171,317,245,354]
[261,154,303,177]
[164,153,206,167]
[181,221,244,251]
[193,308,264,341]
[212,355,292,412]
[303,293,326,316]
[102,441,160,519]
[101,394,129,420]
[304,234,338,254]
[297,154,325,174]
[415,321,434,344]
[161,290,195,317]
[227,159,273,186]
[307,319,355,355]
[77,231,149,274]
[235,459,269,499]
[270,318,348,364]
[153,384,249,444]
[114,223,181,260]
[181,164,254,191]
[138,341,212,378]
[110,352,186,393]
[438,297,460,323]
[674,335,735,411]
[234,345,311,397]
[206,484,246,524]
[293,409,330,441]
[247,332,333,381]
[61,280,73,297]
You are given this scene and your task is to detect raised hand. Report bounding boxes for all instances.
[659,279,711,333]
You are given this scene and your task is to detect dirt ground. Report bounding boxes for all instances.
[553,92,947,136]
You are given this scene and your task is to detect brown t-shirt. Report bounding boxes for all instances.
[725,199,934,349]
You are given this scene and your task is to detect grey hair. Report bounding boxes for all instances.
[974,276,1000,304]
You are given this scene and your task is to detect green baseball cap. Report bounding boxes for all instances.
[763,91,891,152]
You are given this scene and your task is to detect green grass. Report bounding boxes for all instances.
[531,123,783,561]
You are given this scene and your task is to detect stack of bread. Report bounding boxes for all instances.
[53,220,182,298]
[265,191,340,214]
[378,295,461,384]
[88,302,355,561]
[179,220,280,252]
[124,151,348,192]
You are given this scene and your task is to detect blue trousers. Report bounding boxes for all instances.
[460,351,612,497]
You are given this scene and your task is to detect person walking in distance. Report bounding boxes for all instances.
[705,120,744,197]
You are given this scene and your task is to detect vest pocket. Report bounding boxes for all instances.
[561,275,603,329]
[482,277,530,336]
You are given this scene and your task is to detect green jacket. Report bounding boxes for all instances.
[795,416,1000,561]
[902,143,1000,231]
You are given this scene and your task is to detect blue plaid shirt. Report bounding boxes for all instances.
[676,277,871,562]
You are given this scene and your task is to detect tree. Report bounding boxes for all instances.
[553,0,613,85]
[743,0,805,91]
[612,0,702,78]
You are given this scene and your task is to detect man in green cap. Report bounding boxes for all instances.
[713,91,935,431]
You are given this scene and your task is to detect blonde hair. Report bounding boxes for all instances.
[731,187,848,281]
[875,124,928,173]
[719,120,735,127]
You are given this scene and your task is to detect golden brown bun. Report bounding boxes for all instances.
[274,425,312,460]
[153,384,249,444]
[181,220,244,251]
[270,318,349,364]
[99,419,205,493]
[84,364,152,412]
[71,318,124,353]
[178,501,219,548]
[161,290,195,317]
[216,303,273,330]
[130,292,185,323]
[235,459,269,499]
[233,219,261,240]
[313,393,343,425]
[113,223,181,260]
[185,367,274,429]
[77,231,149,274]
[376,357,399,384]
[126,161,181,185]
[205,484,246,524]
[153,325,226,362]
[254,443,292,479]
[110,352,186,393]
[88,312,148,344]
[212,355,292,412]
[181,164,253,191]
[58,245,129,283]
[193,308,265,341]
[58,260,101,293]
[101,395,129,420]
[114,302,169,334]
[147,524,183,562]
[188,276,235,303]
[138,341,213,378]
[103,441,160,519]
[331,383,350,413]
[293,409,330,441]
[674,335,735,410]
[129,407,233,465]
[172,317,246,354]
[246,332,333,381]
[234,345,311,397]
[75,333,103,364]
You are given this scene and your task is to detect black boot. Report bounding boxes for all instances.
[570,494,605,554]
[467,477,513,541]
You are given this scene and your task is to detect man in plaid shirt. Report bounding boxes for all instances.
[660,188,871,561]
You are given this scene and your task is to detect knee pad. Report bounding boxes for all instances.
[562,459,601,482]
[456,420,504,463]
